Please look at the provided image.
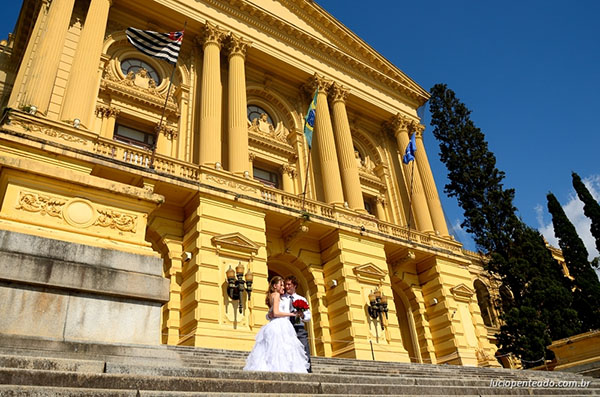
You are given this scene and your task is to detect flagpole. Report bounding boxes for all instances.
[301,146,312,212]
[300,88,318,213]
[149,21,186,170]
[406,150,416,241]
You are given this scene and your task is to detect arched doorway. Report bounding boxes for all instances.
[391,283,423,363]
[267,253,317,355]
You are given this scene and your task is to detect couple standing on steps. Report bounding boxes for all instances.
[243,275,312,373]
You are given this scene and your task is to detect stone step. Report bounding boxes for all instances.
[6,386,569,397]
[104,362,498,387]
[0,354,105,373]
[0,368,597,395]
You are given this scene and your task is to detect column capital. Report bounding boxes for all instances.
[95,104,120,119]
[280,163,296,178]
[383,113,411,137]
[199,22,227,49]
[376,195,386,205]
[303,73,332,96]
[248,152,256,162]
[227,33,251,59]
[412,122,426,138]
[328,82,349,104]
[155,123,178,140]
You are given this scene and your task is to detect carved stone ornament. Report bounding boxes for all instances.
[10,119,88,146]
[200,22,227,48]
[354,149,376,175]
[95,105,120,119]
[94,209,138,233]
[383,113,411,136]
[280,163,296,178]
[302,73,331,99]
[329,82,349,103]
[204,174,257,193]
[227,33,251,58]
[101,63,179,114]
[248,114,290,145]
[412,122,426,138]
[15,191,138,233]
[339,213,377,229]
[16,192,66,218]
[155,123,178,140]
[353,263,388,283]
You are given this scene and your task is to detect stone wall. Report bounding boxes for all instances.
[0,230,169,345]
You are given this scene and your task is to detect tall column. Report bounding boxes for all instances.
[412,123,449,236]
[389,114,434,233]
[199,23,226,167]
[21,0,76,114]
[310,75,344,205]
[329,83,365,212]
[61,0,112,127]
[227,34,251,175]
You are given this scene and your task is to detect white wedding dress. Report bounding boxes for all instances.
[243,295,309,373]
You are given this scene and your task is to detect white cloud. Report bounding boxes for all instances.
[537,175,600,277]
[449,218,477,252]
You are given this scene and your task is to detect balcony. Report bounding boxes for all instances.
[0,109,464,258]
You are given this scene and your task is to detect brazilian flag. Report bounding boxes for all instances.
[304,89,318,149]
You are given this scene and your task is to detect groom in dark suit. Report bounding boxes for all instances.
[284,275,312,373]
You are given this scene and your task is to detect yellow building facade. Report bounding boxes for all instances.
[0,0,502,366]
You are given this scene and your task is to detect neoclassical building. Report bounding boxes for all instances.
[0,0,503,366]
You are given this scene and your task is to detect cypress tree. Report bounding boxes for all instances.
[572,172,600,256]
[547,192,600,330]
[429,84,580,366]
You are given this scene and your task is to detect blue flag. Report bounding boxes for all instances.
[402,133,417,164]
[304,89,318,149]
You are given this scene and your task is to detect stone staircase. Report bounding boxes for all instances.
[0,335,598,396]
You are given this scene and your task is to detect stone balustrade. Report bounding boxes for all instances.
[1,109,463,257]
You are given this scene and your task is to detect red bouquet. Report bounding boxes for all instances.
[292,299,309,324]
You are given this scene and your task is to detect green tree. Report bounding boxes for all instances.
[572,172,600,257]
[547,192,600,330]
[429,84,580,366]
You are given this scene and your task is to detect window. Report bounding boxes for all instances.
[247,105,273,125]
[114,123,156,149]
[121,59,160,85]
[364,200,375,215]
[363,197,375,215]
[253,165,280,188]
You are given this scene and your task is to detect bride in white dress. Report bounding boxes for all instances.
[243,276,309,373]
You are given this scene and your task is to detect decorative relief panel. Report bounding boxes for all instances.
[16,192,66,218]
[15,191,137,234]
[204,174,257,193]
[9,119,88,146]
[94,208,137,233]
[248,114,291,145]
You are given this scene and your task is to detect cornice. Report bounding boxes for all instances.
[199,0,428,105]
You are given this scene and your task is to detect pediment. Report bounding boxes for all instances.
[211,232,260,255]
[451,283,475,302]
[208,0,428,103]
[353,263,388,282]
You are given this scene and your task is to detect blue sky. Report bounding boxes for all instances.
[315,0,600,260]
[1,1,599,260]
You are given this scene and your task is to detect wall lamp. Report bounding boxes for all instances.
[368,288,388,330]
[226,262,253,313]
